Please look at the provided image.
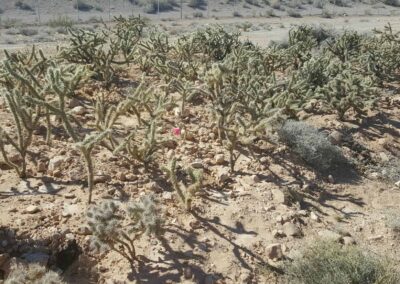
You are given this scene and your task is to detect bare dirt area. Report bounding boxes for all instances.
[1,1,400,284]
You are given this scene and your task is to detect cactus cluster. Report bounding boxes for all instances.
[5,263,65,284]
[86,194,162,266]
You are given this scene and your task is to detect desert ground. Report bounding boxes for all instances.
[0,0,400,284]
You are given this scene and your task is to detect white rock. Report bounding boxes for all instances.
[328,130,343,145]
[71,106,86,115]
[328,175,335,184]
[379,152,390,163]
[310,212,320,222]
[395,180,400,188]
[342,236,356,245]
[24,205,40,214]
[48,156,65,174]
[283,223,302,237]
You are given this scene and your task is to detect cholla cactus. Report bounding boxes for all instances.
[317,64,377,120]
[5,263,65,284]
[86,195,162,266]
[0,90,41,178]
[59,16,145,88]
[162,158,203,211]
[113,121,160,169]
[325,31,363,62]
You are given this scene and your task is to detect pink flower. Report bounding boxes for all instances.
[172,127,181,136]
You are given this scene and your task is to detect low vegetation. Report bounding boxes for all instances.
[285,240,400,284]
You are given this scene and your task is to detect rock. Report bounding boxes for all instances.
[379,152,390,163]
[204,275,215,284]
[328,175,335,184]
[265,243,283,260]
[342,236,356,245]
[395,180,400,188]
[24,205,40,214]
[282,223,302,237]
[76,226,91,236]
[217,168,230,184]
[37,160,47,173]
[367,235,383,241]
[271,188,287,205]
[369,172,380,180]
[71,106,86,115]
[21,252,49,266]
[191,160,204,169]
[272,229,285,238]
[317,230,342,242]
[162,192,173,201]
[116,172,127,181]
[0,253,9,267]
[310,212,320,222]
[328,131,343,145]
[148,182,163,193]
[215,154,225,165]
[297,210,308,217]
[94,174,111,184]
[62,211,72,218]
[48,156,65,174]
[241,175,260,186]
[64,193,76,199]
[184,266,193,279]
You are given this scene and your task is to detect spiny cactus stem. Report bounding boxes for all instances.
[82,150,94,204]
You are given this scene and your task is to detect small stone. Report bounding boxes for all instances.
[94,174,111,184]
[215,154,225,165]
[265,243,283,260]
[48,156,65,174]
[342,236,356,245]
[328,131,343,145]
[328,175,335,184]
[148,182,163,193]
[191,160,204,169]
[297,210,308,217]
[21,252,49,265]
[0,253,9,267]
[310,212,320,222]
[37,160,47,173]
[379,152,390,163]
[395,180,400,188]
[272,229,285,238]
[76,226,91,236]
[116,172,127,181]
[271,188,287,205]
[62,211,72,218]
[71,106,86,115]
[64,193,76,199]
[282,223,302,237]
[217,168,230,184]
[184,266,193,279]
[204,275,215,284]
[162,192,173,201]
[369,172,380,180]
[368,235,383,241]
[24,205,40,214]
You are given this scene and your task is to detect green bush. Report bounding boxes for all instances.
[285,240,400,284]
[278,120,347,171]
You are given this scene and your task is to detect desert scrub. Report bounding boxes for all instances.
[278,120,347,171]
[141,0,178,13]
[385,208,400,233]
[5,263,65,284]
[86,195,162,267]
[285,240,400,284]
[162,158,203,211]
[15,1,34,11]
[73,0,94,11]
